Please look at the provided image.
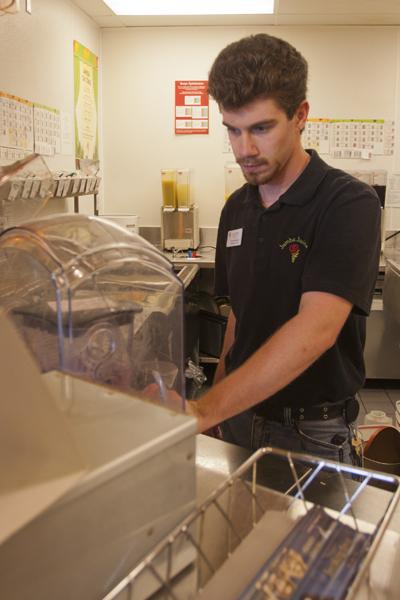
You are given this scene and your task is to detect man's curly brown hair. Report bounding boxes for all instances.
[208,34,308,118]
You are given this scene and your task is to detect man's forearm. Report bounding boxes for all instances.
[187,292,352,432]
[213,310,236,385]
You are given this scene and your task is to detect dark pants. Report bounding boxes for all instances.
[220,409,355,464]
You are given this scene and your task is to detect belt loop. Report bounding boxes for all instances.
[283,407,292,425]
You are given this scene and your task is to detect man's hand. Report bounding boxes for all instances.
[141,383,185,412]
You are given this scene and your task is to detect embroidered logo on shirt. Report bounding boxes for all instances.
[279,237,308,263]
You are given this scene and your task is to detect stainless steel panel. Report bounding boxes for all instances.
[0,373,197,600]
[365,259,400,379]
[384,258,400,326]
[161,207,199,250]
[365,304,400,379]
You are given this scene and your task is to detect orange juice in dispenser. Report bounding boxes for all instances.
[161,169,177,210]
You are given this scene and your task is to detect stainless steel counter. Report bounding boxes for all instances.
[173,263,200,288]
[164,247,216,268]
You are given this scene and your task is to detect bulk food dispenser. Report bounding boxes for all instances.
[160,168,199,250]
[0,214,197,600]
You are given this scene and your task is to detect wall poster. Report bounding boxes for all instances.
[175,81,209,135]
[73,40,99,160]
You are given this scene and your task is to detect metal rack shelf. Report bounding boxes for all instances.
[103,447,400,600]
[0,154,101,229]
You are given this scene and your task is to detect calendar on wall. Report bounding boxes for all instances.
[302,119,331,154]
[303,118,395,158]
[222,116,395,159]
[33,103,61,156]
[0,91,66,161]
[0,91,34,153]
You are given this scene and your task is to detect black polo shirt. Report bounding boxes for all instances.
[215,150,381,415]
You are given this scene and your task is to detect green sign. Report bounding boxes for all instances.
[73,40,99,160]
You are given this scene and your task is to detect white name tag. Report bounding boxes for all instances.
[226,228,243,247]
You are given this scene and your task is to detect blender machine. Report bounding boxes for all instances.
[0,214,197,600]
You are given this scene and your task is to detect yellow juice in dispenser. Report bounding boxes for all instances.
[177,169,190,209]
[161,169,177,209]
[224,163,246,201]
[162,180,176,207]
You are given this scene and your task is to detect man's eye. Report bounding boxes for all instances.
[253,125,269,133]
[227,126,240,136]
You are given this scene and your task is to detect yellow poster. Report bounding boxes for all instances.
[73,40,98,160]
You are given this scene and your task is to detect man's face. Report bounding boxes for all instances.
[222,97,308,186]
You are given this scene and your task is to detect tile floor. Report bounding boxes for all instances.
[357,385,400,427]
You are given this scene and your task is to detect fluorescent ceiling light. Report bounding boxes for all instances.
[103,1,275,16]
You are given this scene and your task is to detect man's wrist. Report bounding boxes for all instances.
[186,399,207,432]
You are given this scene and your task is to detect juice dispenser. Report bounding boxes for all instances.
[161,168,177,210]
[161,168,199,250]
[224,163,246,201]
[177,168,191,210]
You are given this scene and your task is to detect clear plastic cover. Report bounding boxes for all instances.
[0,214,185,411]
[177,169,191,209]
[161,169,177,210]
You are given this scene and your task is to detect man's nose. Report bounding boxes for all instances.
[238,133,258,158]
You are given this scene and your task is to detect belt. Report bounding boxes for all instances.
[259,398,359,425]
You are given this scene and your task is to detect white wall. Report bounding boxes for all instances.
[1,13,399,228]
[0,0,100,213]
[101,25,400,229]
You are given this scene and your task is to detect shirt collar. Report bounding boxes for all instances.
[244,150,331,208]
[279,149,331,206]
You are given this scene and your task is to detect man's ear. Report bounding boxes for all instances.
[295,100,309,132]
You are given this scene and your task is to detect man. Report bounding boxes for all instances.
[187,34,381,463]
